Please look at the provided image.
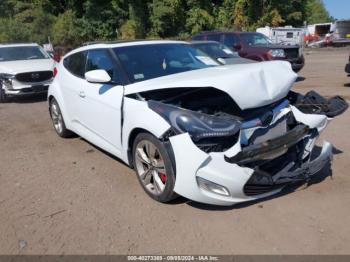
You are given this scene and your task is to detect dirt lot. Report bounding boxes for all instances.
[1,47,350,255]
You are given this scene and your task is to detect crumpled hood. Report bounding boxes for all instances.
[0,59,54,75]
[124,60,298,110]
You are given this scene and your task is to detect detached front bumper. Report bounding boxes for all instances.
[170,132,332,206]
[243,141,332,196]
[169,104,334,206]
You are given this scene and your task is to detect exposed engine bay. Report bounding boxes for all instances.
[129,87,348,152]
[134,87,348,120]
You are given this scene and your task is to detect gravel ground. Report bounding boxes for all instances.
[0,47,350,255]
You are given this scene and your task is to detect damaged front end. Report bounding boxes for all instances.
[133,86,348,205]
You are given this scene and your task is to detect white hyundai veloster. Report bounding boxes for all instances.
[48,40,348,206]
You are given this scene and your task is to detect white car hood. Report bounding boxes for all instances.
[124,60,298,110]
[0,59,54,75]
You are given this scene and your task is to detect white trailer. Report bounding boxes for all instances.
[257,26,305,46]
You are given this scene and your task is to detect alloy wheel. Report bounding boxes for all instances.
[50,102,64,134]
[134,140,167,195]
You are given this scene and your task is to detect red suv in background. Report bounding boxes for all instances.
[192,31,305,72]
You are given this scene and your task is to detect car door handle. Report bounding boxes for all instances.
[79,91,86,98]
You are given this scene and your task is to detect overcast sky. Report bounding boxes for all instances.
[324,0,350,20]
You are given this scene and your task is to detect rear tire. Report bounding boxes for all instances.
[132,132,178,203]
[49,98,74,138]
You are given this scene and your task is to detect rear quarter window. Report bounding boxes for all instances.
[86,49,120,83]
[63,51,87,78]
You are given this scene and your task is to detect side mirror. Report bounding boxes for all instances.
[233,44,242,51]
[217,58,226,65]
[85,69,111,84]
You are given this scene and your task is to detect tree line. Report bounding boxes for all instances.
[0,0,332,50]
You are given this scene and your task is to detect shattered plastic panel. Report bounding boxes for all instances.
[169,104,333,206]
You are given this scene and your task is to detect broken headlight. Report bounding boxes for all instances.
[0,73,15,89]
[148,100,241,152]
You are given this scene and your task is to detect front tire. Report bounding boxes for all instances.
[49,98,73,138]
[132,133,178,203]
[0,86,8,103]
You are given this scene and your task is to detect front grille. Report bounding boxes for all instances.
[248,117,287,145]
[244,184,283,196]
[16,71,53,83]
[284,48,299,59]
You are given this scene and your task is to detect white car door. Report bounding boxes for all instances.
[76,49,124,156]
[60,51,87,127]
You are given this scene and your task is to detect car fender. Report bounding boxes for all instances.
[121,97,171,165]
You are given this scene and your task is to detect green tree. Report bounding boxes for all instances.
[3,0,55,43]
[0,18,31,42]
[120,19,140,39]
[118,0,151,39]
[79,0,128,41]
[306,0,332,24]
[0,0,334,47]
[52,10,81,50]
[214,0,236,30]
[186,7,215,34]
[148,0,185,38]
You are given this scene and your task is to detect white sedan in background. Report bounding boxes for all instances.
[0,43,55,103]
[48,40,348,206]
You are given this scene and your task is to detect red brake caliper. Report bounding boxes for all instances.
[159,173,167,183]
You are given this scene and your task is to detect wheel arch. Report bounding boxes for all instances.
[127,128,152,168]
[126,127,176,175]
[48,94,55,104]
[47,83,73,131]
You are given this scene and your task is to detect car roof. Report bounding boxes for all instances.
[0,43,39,48]
[190,41,221,45]
[238,32,262,35]
[194,31,262,36]
[66,40,188,57]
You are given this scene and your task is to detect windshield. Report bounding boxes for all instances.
[192,42,240,59]
[113,43,219,83]
[0,46,50,62]
[240,33,272,46]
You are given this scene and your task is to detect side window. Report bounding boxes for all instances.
[63,51,87,78]
[223,34,240,47]
[192,35,204,41]
[207,34,221,42]
[86,49,119,83]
